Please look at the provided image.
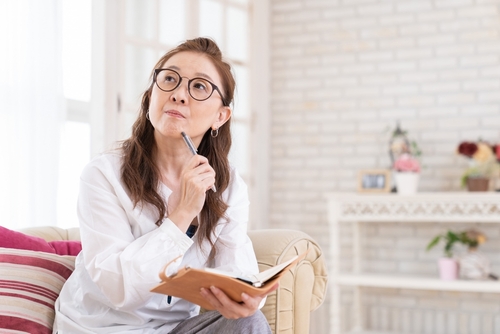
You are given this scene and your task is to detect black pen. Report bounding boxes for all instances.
[181,132,217,192]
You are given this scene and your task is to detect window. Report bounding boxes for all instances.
[58,0,92,228]
[57,0,257,228]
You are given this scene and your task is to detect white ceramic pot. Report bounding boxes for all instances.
[395,172,419,195]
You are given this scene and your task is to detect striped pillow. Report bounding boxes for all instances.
[0,247,75,334]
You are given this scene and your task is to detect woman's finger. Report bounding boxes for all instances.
[200,287,223,309]
[204,286,263,319]
[183,156,216,192]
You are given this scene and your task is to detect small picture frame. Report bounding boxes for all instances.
[357,169,392,193]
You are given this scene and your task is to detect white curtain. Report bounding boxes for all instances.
[0,0,64,229]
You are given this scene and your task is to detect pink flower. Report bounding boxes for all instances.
[394,154,420,173]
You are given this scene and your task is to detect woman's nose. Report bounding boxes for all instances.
[171,95,186,104]
[170,80,189,104]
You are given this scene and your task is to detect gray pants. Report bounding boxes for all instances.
[168,310,271,334]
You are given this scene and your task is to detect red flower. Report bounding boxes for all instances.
[494,145,500,162]
[457,142,478,158]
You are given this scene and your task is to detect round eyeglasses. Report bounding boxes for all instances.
[153,68,228,106]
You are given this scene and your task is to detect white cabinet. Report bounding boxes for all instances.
[326,192,500,334]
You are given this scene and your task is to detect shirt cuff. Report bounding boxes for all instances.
[159,218,194,252]
[258,296,267,309]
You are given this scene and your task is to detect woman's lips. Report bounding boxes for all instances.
[165,110,185,118]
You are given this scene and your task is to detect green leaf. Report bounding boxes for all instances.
[447,230,458,241]
[445,241,453,254]
[410,140,422,157]
[426,235,441,251]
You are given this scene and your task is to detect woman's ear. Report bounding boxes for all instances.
[212,106,232,129]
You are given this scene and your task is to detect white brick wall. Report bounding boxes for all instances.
[269,0,500,333]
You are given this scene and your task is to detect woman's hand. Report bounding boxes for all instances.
[168,154,215,231]
[199,283,279,319]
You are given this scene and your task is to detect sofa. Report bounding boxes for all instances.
[4,226,327,334]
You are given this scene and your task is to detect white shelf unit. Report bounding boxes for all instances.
[326,192,500,334]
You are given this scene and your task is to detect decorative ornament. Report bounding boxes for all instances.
[389,121,410,166]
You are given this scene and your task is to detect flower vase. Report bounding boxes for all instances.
[438,258,459,280]
[466,177,489,192]
[394,172,419,195]
[459,249,490,280]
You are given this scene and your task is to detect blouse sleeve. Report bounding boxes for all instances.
[77,156,192,311]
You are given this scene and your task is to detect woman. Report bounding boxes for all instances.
[54,37,276,333]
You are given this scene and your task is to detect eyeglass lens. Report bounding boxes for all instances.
[156,69,214,102]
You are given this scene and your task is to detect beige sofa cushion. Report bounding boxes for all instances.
[20,226,81,242]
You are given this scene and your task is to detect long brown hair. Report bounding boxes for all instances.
[120,37,235,253]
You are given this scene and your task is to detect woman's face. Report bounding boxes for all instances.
[148,51,231,145]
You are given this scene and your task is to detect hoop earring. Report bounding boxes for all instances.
[146,111,150,120]
[211,128,219,138]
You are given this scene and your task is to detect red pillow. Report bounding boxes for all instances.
[0,226,55,253]
[0,226,81,256]
[48,240,82,256]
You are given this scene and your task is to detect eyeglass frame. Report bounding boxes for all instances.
[153,68,229,107]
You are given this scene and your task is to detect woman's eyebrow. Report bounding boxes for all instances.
[166,65,214,82]
[166,65,180,71]
[194,72,214,82]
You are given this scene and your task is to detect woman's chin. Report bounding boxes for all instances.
[153,124,184,140]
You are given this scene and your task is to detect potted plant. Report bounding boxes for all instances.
[457,141,500,191]
[393,153,421,195]
[426,230,470,280]
[389,122,422,195]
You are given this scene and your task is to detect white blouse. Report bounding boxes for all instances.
[53,153,259,334]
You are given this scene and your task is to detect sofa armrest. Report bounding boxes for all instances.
[19,226,81,242]
[248,229,328,334]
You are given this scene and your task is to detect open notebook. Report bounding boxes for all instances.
[204,254,299,287]
[151,250,308,310]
